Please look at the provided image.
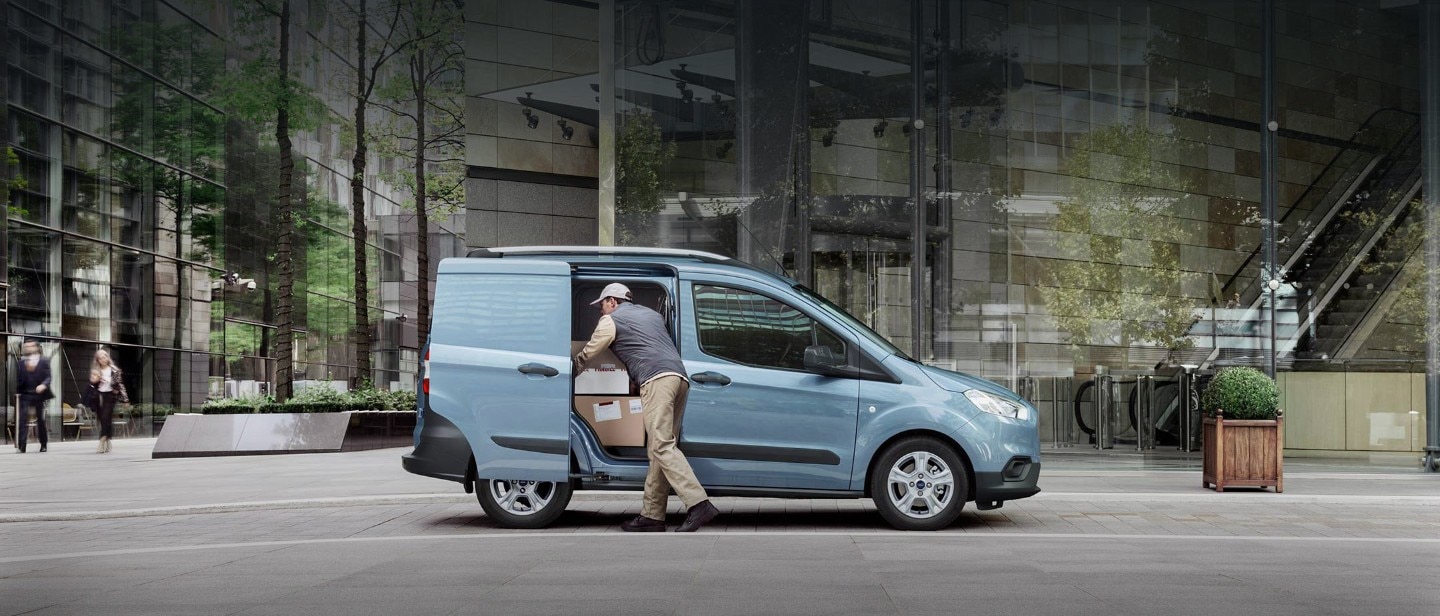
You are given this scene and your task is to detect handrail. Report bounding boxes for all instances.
[1219,107,1419,300]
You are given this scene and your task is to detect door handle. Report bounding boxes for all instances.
[690,371,731,386]
[517,363,559,377]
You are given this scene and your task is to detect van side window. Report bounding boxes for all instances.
[692,284,847,371]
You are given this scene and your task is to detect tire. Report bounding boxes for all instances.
[869,436,969,531]
[476,478,573,529]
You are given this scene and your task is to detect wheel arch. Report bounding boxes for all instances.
[862,429,976,501]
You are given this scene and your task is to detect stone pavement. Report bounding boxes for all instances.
[3,439,1440,616]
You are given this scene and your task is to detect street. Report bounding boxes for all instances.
[2,440,1438,615]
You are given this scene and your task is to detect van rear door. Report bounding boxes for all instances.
[430,258,572,482]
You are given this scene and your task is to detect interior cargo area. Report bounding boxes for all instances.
[570,278,673,458]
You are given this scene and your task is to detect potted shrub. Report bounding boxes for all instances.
[1201,367,1283,492]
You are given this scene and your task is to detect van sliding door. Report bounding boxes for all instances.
[430,259,572,482]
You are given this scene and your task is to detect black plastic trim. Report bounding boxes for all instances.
[679,441,841,465]
[401,412,470,484]
[973,462,1042,503]
[575,480,863,500]
[491,436,570,455]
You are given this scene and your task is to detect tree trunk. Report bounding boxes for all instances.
[351,0,372,387]
[413,50,431,342]
[274,0,296,403]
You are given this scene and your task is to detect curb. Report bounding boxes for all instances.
[0,491,641,523]
[6,488,1440,523]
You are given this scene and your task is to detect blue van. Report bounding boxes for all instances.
[403,246,1039,530]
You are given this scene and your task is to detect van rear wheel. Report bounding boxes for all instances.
[476,478,573,529]
[869,436,968,531]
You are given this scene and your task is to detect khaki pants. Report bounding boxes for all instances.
[640,375,708,520]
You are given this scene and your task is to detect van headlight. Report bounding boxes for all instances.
[964,389,1029,420]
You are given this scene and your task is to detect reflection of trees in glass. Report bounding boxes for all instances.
[111,15,225,409]
[617,112,675,246]
[3,147,26,218]
[213,0,326,402]
[376,0,466,342]
[1036,125,1200,364]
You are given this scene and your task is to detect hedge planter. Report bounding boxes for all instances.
[1202,409,1284,492]
[152,410,417,458]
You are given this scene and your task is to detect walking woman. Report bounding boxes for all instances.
[88,349,129,453]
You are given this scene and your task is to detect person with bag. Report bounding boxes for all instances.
[15,338,52,453]
[89,348,129,453]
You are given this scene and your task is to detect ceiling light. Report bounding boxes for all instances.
[557,119,574,141]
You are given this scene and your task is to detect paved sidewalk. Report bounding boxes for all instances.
[2,438,1438,616]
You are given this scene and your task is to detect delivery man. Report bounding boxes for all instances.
[574,283,719,532]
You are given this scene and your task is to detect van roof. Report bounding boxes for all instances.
[466,246,732,262]
[462,246,784,280]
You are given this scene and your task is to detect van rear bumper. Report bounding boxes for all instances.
[972,460,1041,503]
[401,412,470,484]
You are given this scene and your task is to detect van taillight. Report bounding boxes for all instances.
[422,349,430,395]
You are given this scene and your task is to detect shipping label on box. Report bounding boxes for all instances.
[593,401,623,422]
[571,341,632,395]
[574,395,646,447]
[628,398,644,415]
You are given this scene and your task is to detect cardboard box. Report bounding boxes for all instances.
[571,340,632,395]
[574,395,646,447]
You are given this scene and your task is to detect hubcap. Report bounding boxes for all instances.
[886,451,955,519]
[489,479,555,516]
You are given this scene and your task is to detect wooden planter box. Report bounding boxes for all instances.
[1202,410,1284,492]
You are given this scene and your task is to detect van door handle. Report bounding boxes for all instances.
[690,371,731,386]
[517,363,559,377]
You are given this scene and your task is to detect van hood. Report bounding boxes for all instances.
[918,364,1022,400]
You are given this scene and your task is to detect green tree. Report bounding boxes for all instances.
[213,0,327,402]
[1036,124,1201,366]
[376,0,466,341]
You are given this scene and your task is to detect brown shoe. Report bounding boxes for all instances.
[676,500,718,533]
[620,515,667,532]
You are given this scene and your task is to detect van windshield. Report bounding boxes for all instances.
[793,284,912,361]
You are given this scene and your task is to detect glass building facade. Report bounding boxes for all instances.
[471,0,1438,459]
[4,0,462,443]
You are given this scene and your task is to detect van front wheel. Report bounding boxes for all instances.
[476,478,573,528]
[869,437,968,531]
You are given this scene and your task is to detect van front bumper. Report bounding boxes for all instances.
[972,459,1040,504]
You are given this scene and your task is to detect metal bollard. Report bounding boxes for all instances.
[1094,367,1114,450]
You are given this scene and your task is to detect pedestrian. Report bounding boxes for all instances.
[15,339,52,453]
[574,283,719,532]
[89,348,129,453]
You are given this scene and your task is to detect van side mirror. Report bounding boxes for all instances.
[803,345,844,374]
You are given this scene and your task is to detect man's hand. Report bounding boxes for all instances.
[573,357,584,376]
[35,384,47,394]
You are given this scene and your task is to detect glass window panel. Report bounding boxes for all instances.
[155,1,192,88]
[110,149,152,250]
[7,7,59,116]
[7,227,56,336]
[61,34,110,135]
[8,113,54,224]
[61,130,108,237]
[693,284,846,371]
[62,0,108,48]
[110,60,151,156]
[112,247,153,346]
[61,237,110,340]
[153,83,189,169]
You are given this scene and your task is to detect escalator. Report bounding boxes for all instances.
[1191,108,1422,367]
